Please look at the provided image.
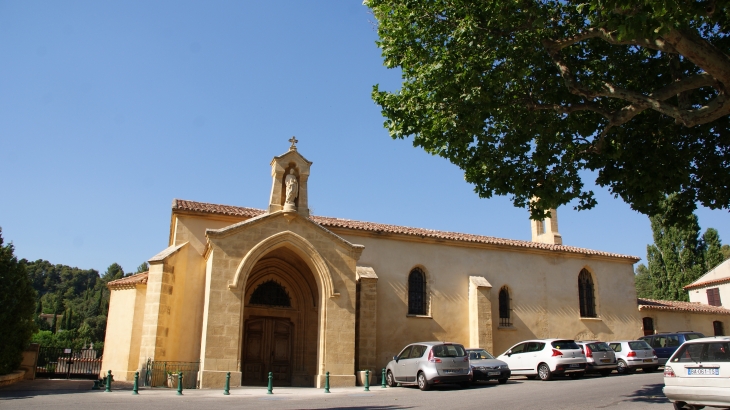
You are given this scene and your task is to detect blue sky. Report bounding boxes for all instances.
[0,1,727,275]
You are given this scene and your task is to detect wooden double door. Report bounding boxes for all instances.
[242,317,293,385]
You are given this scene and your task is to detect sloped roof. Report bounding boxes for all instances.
[685,277,730,291]
[685,259,730,290]
[638,298,730,315]
[172,199,639,261]
[107,272,148,290]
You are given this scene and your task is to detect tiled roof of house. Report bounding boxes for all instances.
[684,277,730,290]
[172,199,639,261]
[637,298,730,315]
[107,272,149,290]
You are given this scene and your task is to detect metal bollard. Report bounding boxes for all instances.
[365,370,370,391]
[133,371,139,395]
[224,372,230,395]
[105,370,112,392]
[267,372,273,394]
[177,371,183,395]
[324,371,330,393]
[381,368,387,388]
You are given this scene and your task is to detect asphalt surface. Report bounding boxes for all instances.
[0,372,674,409]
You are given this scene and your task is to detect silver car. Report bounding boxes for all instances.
[576,340,617,376]
[385,342,472,391]
[663,336,730,409]
[466,348,511,384]
[608,340,659,374]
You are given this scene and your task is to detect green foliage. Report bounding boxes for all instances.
[0,228,37,375]
[135,262,149,274]
[703,228,726,270]
[723,244,730,261]
[24,260,123,350]
[634,264,654,298]
[644,195,725,301]
[367,0,730,219]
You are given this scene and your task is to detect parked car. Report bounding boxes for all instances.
[608,340,659,374]
[640,332,705,365]
[466,348,511,384]
[663,336,730,409]
[385,342,472,391]
[575,340,617,376]
[496,339,586,381]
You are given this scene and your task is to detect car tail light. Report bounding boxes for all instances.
[463,356,469,362]
[664,366,675,377]
[428,349,441,363]
[551,349,563,357]
[653,349,658,358]
[585,346,593,358]
[627,351,636,357]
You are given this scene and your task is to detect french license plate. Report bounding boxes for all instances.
[688,368,719,376]
[443,369,459,374]
[487,371,501,376]
[600,359,611,363]
[643,359,653,363]
[569,364,580,368]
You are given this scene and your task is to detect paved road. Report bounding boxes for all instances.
[0,372,672,409]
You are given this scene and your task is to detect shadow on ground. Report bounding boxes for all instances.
[623,383,669,404]
[0,379,134,400]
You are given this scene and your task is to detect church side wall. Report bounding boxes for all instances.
[337,233,641,370]
[101,287,140,380]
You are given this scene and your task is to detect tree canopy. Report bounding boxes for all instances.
[0,228,37,375]
[367,0,730,219]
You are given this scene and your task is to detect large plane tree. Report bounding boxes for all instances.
[367,0,730,219]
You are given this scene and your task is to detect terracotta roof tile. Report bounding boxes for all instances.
[684,277,730,290]
[172,199,639,261]
[107,272,148,290]
[637,298,730,315]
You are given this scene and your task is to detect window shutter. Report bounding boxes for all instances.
[707,288,722,307]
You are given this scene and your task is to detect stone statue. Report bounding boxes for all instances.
[285,169,298,206]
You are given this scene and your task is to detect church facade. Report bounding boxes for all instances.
[101,143,728,389]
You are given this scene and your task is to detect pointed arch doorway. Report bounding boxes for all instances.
[240,248,319,387]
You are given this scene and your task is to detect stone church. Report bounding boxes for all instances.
[101,141,730,388]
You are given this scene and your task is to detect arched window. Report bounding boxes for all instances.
[408,268,427,315]
[499,287,511,327]
[578,269,597,318]
[642,317,654,336]
[714,321,725,336]
[249,279,291,307]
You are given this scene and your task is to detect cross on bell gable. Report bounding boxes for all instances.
[288,136,298,151]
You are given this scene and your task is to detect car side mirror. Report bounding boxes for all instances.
[393,355,399,363]
[506,350,512,357]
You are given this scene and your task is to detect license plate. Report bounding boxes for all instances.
[569,364,580,368]
[600,359,611,363]
[443,369,459,374]
[643,359,653,363]
[487,371,501,376]
[688,368,719,376]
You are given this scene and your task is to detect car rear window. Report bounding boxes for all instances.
[685,333,704,341]
[551,340,580,350]
[629,341,652,350]
[432,344,466,358]
[672,342,730,363]
[587,342,611,352]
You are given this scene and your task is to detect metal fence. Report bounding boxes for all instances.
[36,347,103,379]
[145,359,199,389]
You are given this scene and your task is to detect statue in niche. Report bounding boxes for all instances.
[285,169,299,206]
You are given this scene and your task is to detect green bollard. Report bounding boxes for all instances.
[105,370,112,392]
[324,371,330,393]
[364,370,370,391]
[177,371,183,396]
[381,368,387,388]
[267,372,273,394]
[133,371,139,395]
[224,372,230,395]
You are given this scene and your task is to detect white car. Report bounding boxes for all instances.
[497,339,586,381]
[663,336,730,409]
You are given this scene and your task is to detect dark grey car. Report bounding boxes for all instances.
[466,348,511,384]
[576,340,617,376]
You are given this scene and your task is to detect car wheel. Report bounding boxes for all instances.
[386,370,396,387]
[537,363,553,381]
[599,370,612,377]
[417,372,431,391]
[617,360,631,374]
[672,402,686,410]
[498,378,508,384]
